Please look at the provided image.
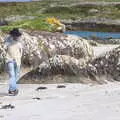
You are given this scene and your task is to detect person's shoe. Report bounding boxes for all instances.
[8,89,19,96]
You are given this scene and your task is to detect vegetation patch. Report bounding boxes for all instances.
[0,17,52,32]
[0,1,120,32]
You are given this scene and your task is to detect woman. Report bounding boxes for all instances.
[5,28,23,96]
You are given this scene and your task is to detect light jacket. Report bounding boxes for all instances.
[4,36,23,66]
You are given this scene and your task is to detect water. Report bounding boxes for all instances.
[65,31,120,40]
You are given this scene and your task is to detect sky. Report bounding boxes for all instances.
[0,0,32,2]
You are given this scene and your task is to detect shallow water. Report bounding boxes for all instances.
[65,31,120,40]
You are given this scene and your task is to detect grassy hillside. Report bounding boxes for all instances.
[0,1,120,16]
[0,0,120,31]
[0,17,53,32]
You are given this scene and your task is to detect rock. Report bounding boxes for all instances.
[18,55,80,83]
[0,30,93,81]
[38,55,81,75]
[88,40,99,46]
[55,24,66,33]
[79,45,120,83]
[18,54,90,84]
[0,31,6,73]
[21,30,93,67]
[36,86,47,91]
[5,15,35,23]
[57,85,66,88]
[89,9,99,13]
[32,97,41,100]
[108,39,120,44]
[0,104,15,109]
[88,46,120,81]
[62,19,120,32]
[19,30,44,67]
[19,45,120,84]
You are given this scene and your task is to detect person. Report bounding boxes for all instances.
[4,28,23,96]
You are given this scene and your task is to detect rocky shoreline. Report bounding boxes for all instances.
[62,19,120,32]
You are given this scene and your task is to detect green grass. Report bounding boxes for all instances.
[0,0,120,18]
[0,0,120,32]
[43,4,120,19]
[0,17,53,32]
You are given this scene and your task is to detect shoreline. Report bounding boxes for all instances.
[63,19,120,32]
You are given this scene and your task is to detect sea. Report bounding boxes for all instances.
[65,31,120,40]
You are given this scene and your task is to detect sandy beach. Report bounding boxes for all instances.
[1,82,120,120]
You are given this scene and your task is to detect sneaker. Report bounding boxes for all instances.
[8,89,19,96]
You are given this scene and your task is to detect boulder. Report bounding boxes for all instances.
[0,30,93,74]
[21,31,93,67]
[19,45,120,84]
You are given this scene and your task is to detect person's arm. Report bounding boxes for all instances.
[4,36,12,50]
